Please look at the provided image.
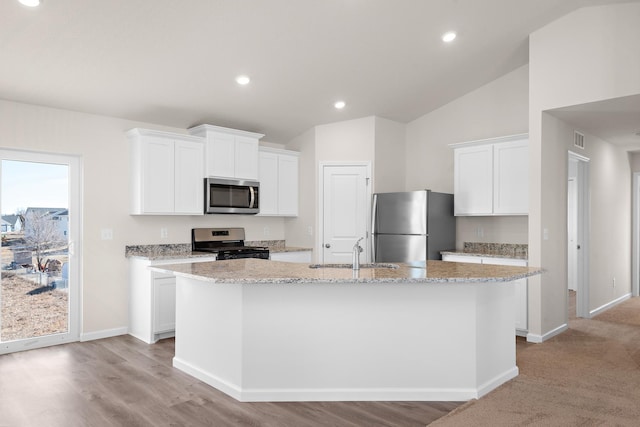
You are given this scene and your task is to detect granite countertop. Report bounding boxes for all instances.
[151,258,542,284]
[440,251,528,260]
[441,242,528,260]
[126,242,312,260]
[125,245,217,261]
[264,246,312,254]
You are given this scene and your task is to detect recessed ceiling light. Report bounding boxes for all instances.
[235,75,250,85]
[334,101,346,110]
[442,31,457,43]
[18,0,40,6]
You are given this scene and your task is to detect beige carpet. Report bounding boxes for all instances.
[430,294,640,426]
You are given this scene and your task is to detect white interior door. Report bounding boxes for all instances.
[567,158,578,292]
[320,164,370,264]
[0,150,81,354]
[568,151,590,319]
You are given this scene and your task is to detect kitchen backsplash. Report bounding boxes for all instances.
[463,242,528,258]
[246,239,285,249]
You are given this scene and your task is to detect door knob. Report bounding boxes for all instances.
[577,245,581,250]
[325,243,331,248]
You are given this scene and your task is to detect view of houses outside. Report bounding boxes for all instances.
[1,160,69,342]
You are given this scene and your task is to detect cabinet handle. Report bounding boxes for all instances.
[325,243,331,248]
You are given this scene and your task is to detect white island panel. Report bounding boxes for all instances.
[173,277,517,402]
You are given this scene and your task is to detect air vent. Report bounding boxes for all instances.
[574,131,585,149]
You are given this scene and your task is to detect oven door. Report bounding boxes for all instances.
[205,177,260,214]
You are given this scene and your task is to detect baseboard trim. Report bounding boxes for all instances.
[80,327,128,342]
[526,323,568,343]
[590,293,631,318]
[172,356,515,402]
[476,366,519,398]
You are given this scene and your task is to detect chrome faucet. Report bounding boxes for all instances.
[352,237,364,270]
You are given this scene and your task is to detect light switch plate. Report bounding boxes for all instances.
[101,228,113,240]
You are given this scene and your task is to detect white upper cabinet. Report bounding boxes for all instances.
[258,150,279,215]
[493,139,529,214]
[451,134,528,216]
[453,144,493,215]
[188,124,263,180]
[258,147,299,216]
[128,128,204,215]
[174,140,205,214]
[277,153,299,216]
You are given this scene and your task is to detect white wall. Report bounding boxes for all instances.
[0,99,285,335]
[405,65,529,249]
[373,117,406,193]
[315,116,376,162]
[284,115,404,261]
[529,2,640,338]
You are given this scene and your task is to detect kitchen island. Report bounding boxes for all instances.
[153,259,542,402]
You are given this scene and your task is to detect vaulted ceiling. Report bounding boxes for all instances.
[1,0,635,143]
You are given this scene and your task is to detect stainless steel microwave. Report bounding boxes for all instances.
[204,177,260,214]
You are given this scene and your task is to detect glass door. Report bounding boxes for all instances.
[0,150,80,354]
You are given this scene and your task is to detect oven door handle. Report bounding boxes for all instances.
[249,186,255,208]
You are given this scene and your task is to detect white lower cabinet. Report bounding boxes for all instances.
[129,256,215,343]
[442,253,528,335]
[152,274,177,334]
[270,251,312,263]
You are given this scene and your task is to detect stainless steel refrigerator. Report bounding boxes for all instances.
[371,190,455,263]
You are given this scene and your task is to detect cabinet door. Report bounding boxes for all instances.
[481,257,528,332]
[258,151,279,215]
[235,136,259,180]
[454,145,493,215]
[278,154,299,216]
[494,140,528,215]
[174,139,204,214]
[153,276,176,333]
[206,132,235,178]
[141,137,175,213]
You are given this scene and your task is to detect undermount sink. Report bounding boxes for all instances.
[309,263,399,269]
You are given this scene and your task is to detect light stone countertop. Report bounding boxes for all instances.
[440,251,528,260]
[267,246,312,253]
[125,243,312,260]
[151,258,542,284]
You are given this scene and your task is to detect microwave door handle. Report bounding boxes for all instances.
[249,186,255,208]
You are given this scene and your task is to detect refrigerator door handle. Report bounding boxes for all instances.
[371,194,378,262]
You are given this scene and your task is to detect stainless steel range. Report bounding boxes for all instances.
[192,227,269,260]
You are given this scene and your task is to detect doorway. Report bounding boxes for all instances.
[319,163,371,264]
[567,151,590,319]
[633,172,640,298]
[0,150,81,354]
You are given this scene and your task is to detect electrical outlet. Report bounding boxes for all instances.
[613,277,616,288]
[101,228,113,240]
[307,226,313,236]
[543,228,549,240]
[263,226,270,237]
[160,228,168,239]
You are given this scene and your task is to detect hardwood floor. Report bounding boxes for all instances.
[0,335,461,427]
